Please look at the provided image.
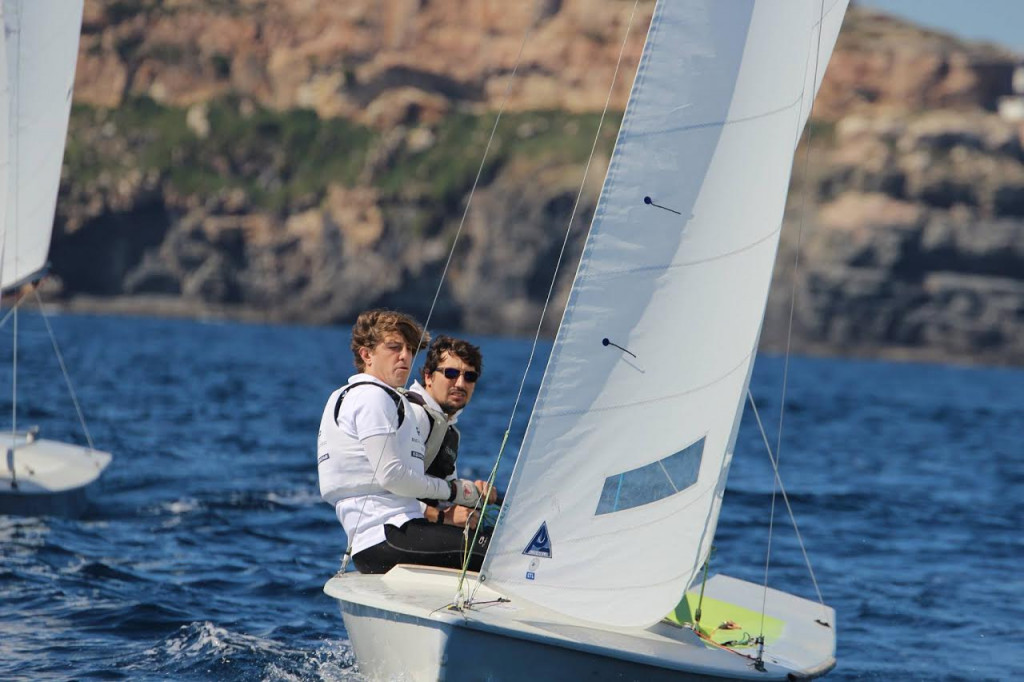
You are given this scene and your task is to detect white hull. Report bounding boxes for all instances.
[325,566,835,682]
[0,435,112,517]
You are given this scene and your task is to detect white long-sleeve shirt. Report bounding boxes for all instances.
[317,373,449,554]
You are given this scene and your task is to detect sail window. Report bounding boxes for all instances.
[595,437,705,515]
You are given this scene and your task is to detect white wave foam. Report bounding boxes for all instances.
[0,516,49,546]
[154,621,292,660]
[164,498,201,515]
[266,488,322,507]
[148,624,364,681]
[263,641,363,682]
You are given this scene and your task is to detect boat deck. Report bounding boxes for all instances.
[325,565,835,681]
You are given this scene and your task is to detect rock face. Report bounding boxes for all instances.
[74,0,650,120]
[766,62,1024,364]
[42,1,1024,365]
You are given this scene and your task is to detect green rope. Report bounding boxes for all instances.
[452,0,643,609]
[694,554,712,630]
[456,428,510,602]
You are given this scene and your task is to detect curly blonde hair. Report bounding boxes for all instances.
[350,309,428,372]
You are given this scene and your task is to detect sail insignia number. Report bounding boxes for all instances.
[522,522,552,565]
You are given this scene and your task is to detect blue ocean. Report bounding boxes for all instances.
[0,312,1020,681]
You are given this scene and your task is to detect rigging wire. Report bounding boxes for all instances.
[0,293,29,330]
[414,12,538,352]
[462,0,643,603]
[756,0,831,643]
[747,389,827,610]
[8,0,21,451]
[11,304,17,437]
[31,287,96,451]
[777,1,833,463]
[336,5,541,576]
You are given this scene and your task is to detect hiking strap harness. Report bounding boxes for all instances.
[403,390,449,470]
[334,381,405,428]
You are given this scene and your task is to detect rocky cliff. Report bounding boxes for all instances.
[41,1,1024,364]
[766,9,1024,365]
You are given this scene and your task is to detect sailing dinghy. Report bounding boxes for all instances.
[0,0,112,517]
[326,0,848,678]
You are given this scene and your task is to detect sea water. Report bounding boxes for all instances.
[0,312,1020,681]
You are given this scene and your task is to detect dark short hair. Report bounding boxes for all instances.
[350,309,428,372]
[421,335,483,382]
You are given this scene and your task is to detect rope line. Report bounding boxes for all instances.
[458,428,507,599]
[414,12,537,353]
[747,389,827,611]
[464,0,643,604]
[0,294,29,330]
[755,0,830,652]
[776,0,829,493]
[338,4,540,578]
[9,0,22,449]
[11,304,17,441]
[31,287,96,451]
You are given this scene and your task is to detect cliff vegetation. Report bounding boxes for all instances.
[39,0,1024,365]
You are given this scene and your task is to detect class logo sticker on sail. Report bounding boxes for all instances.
[523,522,552,559]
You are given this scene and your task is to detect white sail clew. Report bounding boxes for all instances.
[2,0,85,291]
[481,0,848,628]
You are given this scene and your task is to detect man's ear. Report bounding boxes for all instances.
[358,346,373,367]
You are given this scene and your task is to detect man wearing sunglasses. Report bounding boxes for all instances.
[318,311,488,575]
[406,335,498,531]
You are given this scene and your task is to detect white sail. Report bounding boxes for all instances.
[1,0,84,291]
[0,3,8,262]
[481,0,848,628]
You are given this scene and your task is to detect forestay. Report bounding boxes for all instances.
[1,0,85,291]
[481,0,848,628]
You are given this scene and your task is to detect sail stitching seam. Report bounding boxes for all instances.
[534,352,750,418]
[642,93,803,137]
[586,223,782,279]
[551,0,659,339]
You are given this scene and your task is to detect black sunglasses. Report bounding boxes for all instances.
[434,367,479,383]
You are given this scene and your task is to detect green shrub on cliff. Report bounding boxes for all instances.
[376,110,621,209]
[66,97,377,211]
[64,98,619,215]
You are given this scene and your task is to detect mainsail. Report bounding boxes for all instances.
[1,0,84,290]
[481,0,848,627]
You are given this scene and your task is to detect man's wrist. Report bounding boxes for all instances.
[447,480,457,502]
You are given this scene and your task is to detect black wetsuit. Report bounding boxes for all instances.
[352,519,491,574]
[353,399,491,574]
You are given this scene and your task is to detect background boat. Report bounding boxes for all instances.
[0,0,112,516]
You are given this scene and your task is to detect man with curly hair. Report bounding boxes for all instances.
[317,310,490,574]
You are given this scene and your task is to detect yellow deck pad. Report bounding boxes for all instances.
[665,592,784,647]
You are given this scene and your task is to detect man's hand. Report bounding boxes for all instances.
[473,480,499,503]
[449,479,482,507]
[450,505,481,529]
